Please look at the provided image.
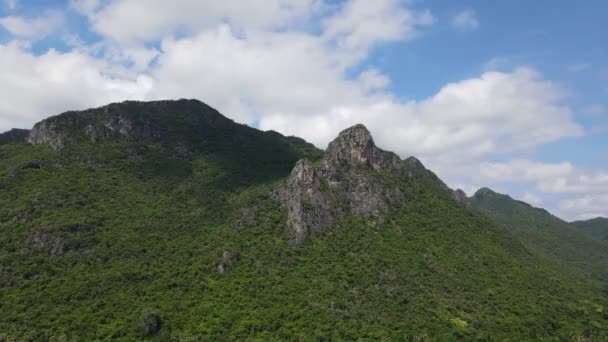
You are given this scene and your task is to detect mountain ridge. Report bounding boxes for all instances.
[572,217,608,241]
[0,99,606,340]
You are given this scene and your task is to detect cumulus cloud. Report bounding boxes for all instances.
[479,160,573,182]
[559,195,608,220]
[451,9,479,31]
[323,0,434,50]
[83,0,321,44]
[0,10,64,40]
[0,42,152,130]
[538,171,608,194]
[260,68,583,163]
[69,0,101,16]
[522,192,543,206]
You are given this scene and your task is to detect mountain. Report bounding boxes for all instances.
[0,100,606,341]
[572,217,608,241]
[0,128,29,145]
[467,187,608,284]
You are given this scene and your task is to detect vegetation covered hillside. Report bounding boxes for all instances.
[0,100,606,341]
[468,188,608,292]
[572,217,608,241]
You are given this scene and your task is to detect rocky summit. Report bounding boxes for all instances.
[26,99,234,151]
[0,100,606,341]
[275,124,446,246]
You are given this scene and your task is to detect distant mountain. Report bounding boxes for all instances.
[572,217,608,241]
[0,128,29,145]
[467,187,608,283]
[0,100,606,340]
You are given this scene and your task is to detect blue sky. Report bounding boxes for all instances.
[0,0,607,220]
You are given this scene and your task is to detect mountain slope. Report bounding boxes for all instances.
[572,217,608,241]
[0,128,29,145]
[468,188,608,285]
[0,100,606,341]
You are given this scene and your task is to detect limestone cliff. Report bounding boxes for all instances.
[276,124,452,246]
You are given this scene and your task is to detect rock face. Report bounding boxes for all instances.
[217,251,239,273]
[319,124,402,181]
[27,105,163,150]
[28,232,66,258]
[25,99,233,151]
[275,124,448,246]
[453,189,471,206]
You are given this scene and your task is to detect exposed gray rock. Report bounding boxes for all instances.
[281,159,333,246]
[28,232,66,258]
[27,120,65,150]
[453,189,471,206]
[25,99,235,151]
[319,124,402,181]
[222,251,238,263]
[276,124,413,246]
[217,251,239,273]
[27,110,162,151]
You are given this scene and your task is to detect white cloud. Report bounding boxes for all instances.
[260,68,583,163]
[538,171,608,194]
[0,42,152,130]
[451,9,479,31]
[522,192,542,206]
[479,160,573,182]
[322,0,434,50]
[84,0,322,44]
[358,69,391,91]
[5,0,18,10]
[471,159,608,195]
[69,0,101,16]
[0,11,64,40]
[559,195,608,220]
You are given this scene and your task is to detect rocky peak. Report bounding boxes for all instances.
[452,189,471,206]
[276,124,427,246]
[320,124,401,181]
[473,187,497,198]
[324,124,375,164]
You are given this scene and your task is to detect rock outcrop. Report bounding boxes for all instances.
[275,124,449,246]
[25,99,234,151]
[319,124,402,181]
[28,232,66,258]
[453,189,471,206]
[217,251,239,273]
[26,105,163,150]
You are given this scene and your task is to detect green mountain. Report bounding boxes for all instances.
[572,217,608,241]
[467,187,608,289]
[0,100,606,341]
[0,128,29,145]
